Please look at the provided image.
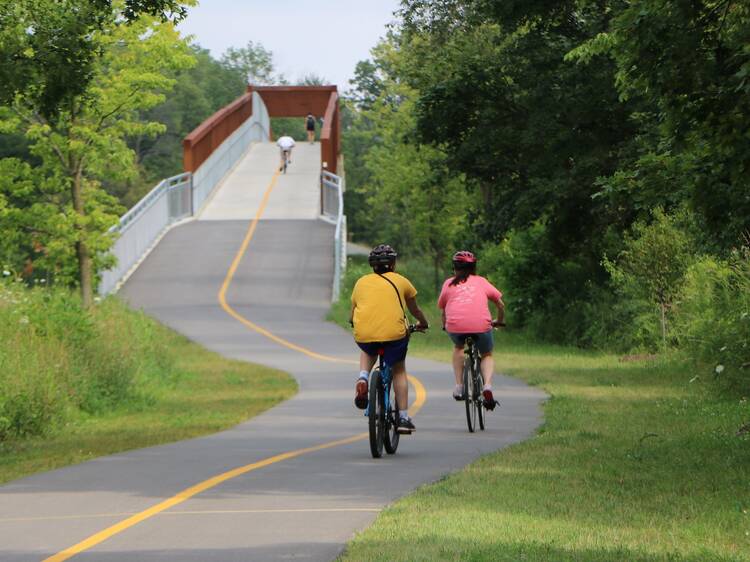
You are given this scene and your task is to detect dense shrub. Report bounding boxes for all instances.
[0,282,176,440]
[674,250,750,392]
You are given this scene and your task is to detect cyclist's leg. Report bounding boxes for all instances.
[475,331,495,385]
[359,350,377,373]
[475,331,498,408]
[447,332,467,398]
[381,337,414,430]
[355,343,379,409]
[391,360,408,413]
[279,149,285,170]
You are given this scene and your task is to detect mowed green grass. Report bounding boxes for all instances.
[0,326,296,485]
[336,327,749,561]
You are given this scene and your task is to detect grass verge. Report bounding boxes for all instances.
[0,287,295,485]
[332,260,750,562]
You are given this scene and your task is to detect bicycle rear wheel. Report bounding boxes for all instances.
[368,369,385,458]
[463,358,476,432]
[476,358,485,431]
[383,379,400,454]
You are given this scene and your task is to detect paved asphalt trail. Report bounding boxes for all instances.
[0,143,545,561]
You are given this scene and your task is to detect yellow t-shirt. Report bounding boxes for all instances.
[351,272,417,343]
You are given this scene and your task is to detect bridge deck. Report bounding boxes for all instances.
[199,142,321,221]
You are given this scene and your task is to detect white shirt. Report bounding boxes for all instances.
[277,136,296,150]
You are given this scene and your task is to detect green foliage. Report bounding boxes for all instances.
[341,41,469,290]
[604,208,696,350]
[340,2,750,369]
[0,8,194,303]
[0,282,176,440]
[0,0,190,120]
[675,249,750,392]
[221,40,277,85]
[124,45,247,202]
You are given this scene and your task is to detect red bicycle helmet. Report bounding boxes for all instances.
[452,250,477,264]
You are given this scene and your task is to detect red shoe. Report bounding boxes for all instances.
[355,379,368,409]
[482,389,498,411]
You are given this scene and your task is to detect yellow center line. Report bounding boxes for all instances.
[44,165,427,561]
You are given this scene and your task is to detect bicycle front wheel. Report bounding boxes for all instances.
[368,369,385,458]
[383,378,400,455]
[463,358,476,432]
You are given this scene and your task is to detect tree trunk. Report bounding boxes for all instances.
[71,165,93,308]
[660,302,667,352]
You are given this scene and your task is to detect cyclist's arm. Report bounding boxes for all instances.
[405,296,428,330]
[494,298,505,325]
[349,303,355,327]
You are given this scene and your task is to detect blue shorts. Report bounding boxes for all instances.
[447,330,494,355]
[357,336,409,367]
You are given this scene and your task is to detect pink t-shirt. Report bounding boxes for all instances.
[437,275,503,334]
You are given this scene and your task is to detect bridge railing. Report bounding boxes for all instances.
[99,173,192,295]
[186,91,270,213]
[99,92,270,295]
[321,170,346,301]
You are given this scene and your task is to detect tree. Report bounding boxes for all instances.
[568,0,750,251]
[0,0,190,120]
[604,209,695,351]
[0,8,194,306]
[221,41,276,85]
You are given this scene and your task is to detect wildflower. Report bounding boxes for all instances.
[2,270,9,277]
[715,364,725,375]
[720,345,728,352]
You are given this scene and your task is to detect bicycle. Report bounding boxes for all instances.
[461,321,504,433]
[280,149,291,174]
[366,325,422,458]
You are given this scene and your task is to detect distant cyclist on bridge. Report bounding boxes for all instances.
[350,244,428,433]
[438,251,505,410]
[276,134,295,171]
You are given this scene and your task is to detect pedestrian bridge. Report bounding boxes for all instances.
[99,85,346,299]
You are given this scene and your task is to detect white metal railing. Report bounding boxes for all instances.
[192,91,270,213]
[98,92,270,295]
[99,173,192,295]
[321,170,346,301]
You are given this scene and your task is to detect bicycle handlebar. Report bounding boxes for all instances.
[408,324,427,333]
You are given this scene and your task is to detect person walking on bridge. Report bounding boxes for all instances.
[277,134,295,171]
[305,113,316,144]
[350,244,428,433]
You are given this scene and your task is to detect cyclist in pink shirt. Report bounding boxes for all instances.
[437,251,505,409]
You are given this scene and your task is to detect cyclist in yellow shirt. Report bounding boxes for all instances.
[350,244,428,433]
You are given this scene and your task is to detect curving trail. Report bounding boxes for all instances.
[0,142,545,562]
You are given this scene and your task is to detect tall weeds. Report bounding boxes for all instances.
[0,283,176,440]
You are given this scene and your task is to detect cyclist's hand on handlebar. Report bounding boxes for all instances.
[410,322,428,333]
[492,320,506,328]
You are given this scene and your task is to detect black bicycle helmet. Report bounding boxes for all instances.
[368,244,398,267]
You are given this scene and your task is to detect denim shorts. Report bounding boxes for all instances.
[447,330,494,355]
[356,336,409,367]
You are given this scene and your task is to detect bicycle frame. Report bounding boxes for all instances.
[365,352,393,417]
